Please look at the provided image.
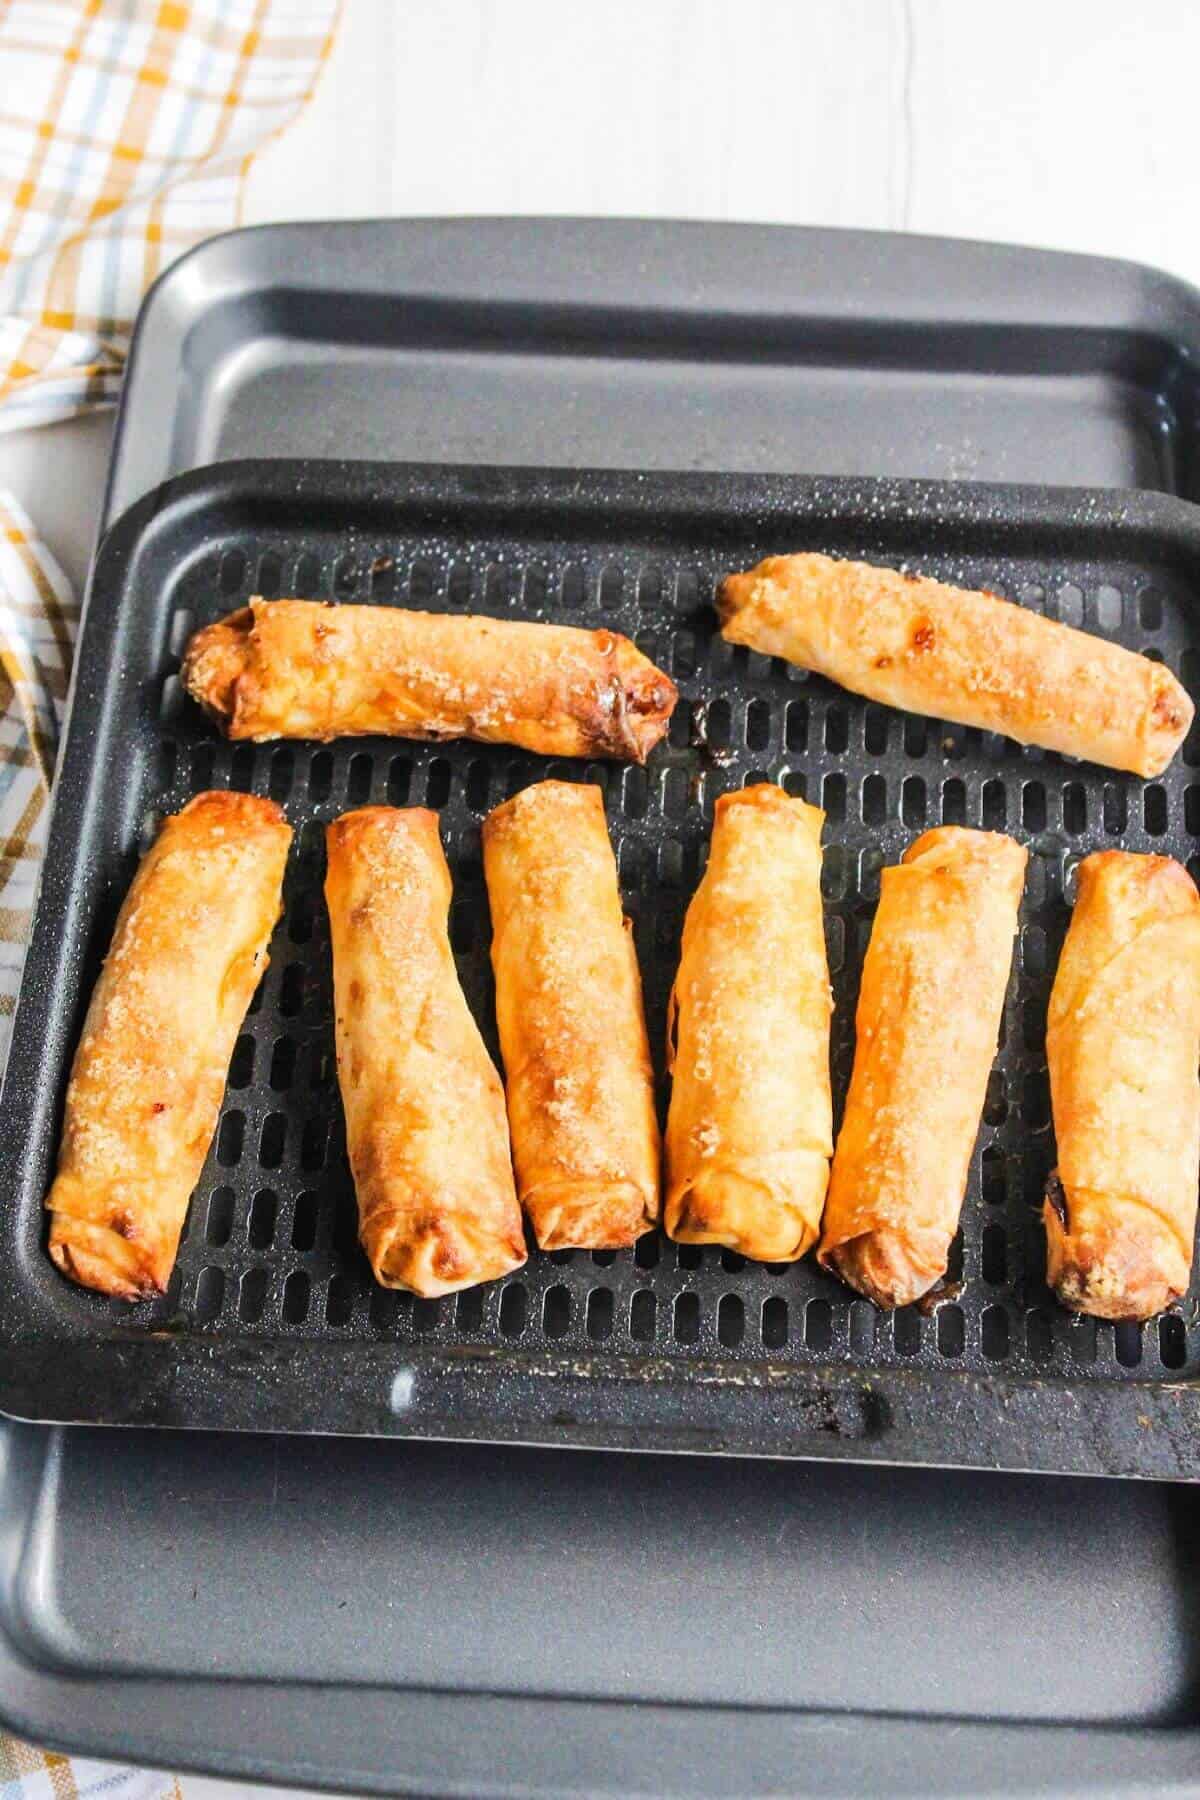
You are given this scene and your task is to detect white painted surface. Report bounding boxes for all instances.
[241,0,1200,280]
[6,0,1200,594]
[2,1,1197,1790]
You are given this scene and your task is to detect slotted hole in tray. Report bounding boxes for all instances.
[40,514,1200,1414]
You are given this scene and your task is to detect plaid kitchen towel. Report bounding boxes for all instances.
[0,1733,181,1797]
[0,490,75,1062]
[1,0,338,429]
[0,0,337,1071]
[0,1,338,1786]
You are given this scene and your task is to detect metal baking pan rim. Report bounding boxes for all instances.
[4,1679,1199,1800]
[104,216,1200,529]
[121,211,1200,341]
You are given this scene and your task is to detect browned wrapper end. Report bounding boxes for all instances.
[518,1179,653,1253]
[1142,664,1195,779]
[363,1209,528,1299]
[47,1209,165,1301]
[822,1225,952,1311]
[669,1167,821,1263]
[180,604,255,733]
[1043,1174,1192,1322]
[715,565,768,641]
[603,633,678,762]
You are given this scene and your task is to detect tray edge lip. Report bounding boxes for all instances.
[2,1673,1198,1800]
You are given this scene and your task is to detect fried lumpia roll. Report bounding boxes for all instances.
[664,785,833,1261]
[325,806,526,1296]
[482,781,660,1249]
[818,827,1026,1308]
[718,553,1192,778]
[45,791,291,1299]
[1044,852,1200,1321]
[183,598,677,763]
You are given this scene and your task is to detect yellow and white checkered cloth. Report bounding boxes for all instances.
[0,0,337,1071]
[1,1732,181,1798]
[0,491,76,1055]
[0,0,338,1787]
[1,0,338,427]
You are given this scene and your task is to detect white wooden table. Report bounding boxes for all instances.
[3,0,1198,1791]
[4,0,1200,598]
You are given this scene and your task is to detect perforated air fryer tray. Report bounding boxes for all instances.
[4,458,1200,1476]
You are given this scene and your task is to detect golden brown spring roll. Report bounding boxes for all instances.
[325,806,526,1296]
[45,791,292,1299]
[183,598,677,763]
[482,781,660,1250]
[664,784,833,1261]
[718,553,1192,778]
[1044,852,1200,1321]
[818,827,1026,1308]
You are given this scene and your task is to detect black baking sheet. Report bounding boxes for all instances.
[4,456,1200,1479]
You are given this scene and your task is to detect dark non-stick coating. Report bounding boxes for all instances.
[4,457,1200,1476]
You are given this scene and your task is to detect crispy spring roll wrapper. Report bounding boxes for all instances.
[183,598,677,763]
[664,785,833,1261]
[718,553,1192,778]
[482,781,660,1249]
[45,791,291,1299]
[818,827,1026,1308]
[1044,852,1200,1321]
[325,806,526,1296]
